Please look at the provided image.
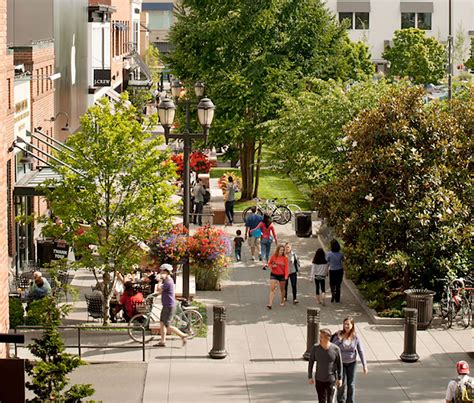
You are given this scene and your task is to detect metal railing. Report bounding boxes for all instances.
[13,325,147,362]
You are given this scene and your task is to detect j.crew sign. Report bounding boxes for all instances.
[94,69,111,87]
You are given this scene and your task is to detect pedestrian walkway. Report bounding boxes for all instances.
[19,222,473,402]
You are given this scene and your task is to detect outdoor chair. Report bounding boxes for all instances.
[85,294,104,322]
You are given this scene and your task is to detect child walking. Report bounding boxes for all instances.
[234,229,245,262]
[310,248,329,306]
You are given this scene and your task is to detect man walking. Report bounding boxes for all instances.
[192,178,206,226]
[308,328,342,403]
[155,264,188,347]
[445,360,473,403]
[245,206,263,261]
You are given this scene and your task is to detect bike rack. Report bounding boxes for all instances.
[13,325,147,362]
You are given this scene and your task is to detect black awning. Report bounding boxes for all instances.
[13,167,62,196]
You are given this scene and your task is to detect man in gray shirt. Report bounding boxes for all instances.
[308,328,342,403]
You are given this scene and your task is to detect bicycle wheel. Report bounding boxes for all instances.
[287,204,302,218]
[128,313,156,343]
[242,207,254,222]
[458,296,472,328]
[173,309,204,338]
[446,299,456,328]
[275,206,292,225]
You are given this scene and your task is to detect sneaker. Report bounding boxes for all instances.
[293,300,299,304]
[251,256,255,261]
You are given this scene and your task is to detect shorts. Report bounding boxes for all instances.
[248,236,259,247]
[270,273,286,282]
[160,305,177,327]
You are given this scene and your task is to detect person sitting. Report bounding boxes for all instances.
[112,281,144,322]
[27,272,51,303]
[141,267,158,293]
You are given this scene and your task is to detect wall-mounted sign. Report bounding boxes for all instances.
[94,69,111,87]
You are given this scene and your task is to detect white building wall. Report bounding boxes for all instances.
[324,0,474,64]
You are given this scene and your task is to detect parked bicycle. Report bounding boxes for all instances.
[128,293,204,343]
[438,277,472,329]
[242,198,292,225]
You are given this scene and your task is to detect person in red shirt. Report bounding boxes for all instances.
[266,244,288,309]
[116,282,144,321]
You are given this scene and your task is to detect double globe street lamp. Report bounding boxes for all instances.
[158,80,215,299]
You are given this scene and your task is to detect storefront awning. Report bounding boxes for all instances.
[13,167,62,196]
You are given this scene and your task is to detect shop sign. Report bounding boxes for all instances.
[53,239,69,260]
[94,69,111,87]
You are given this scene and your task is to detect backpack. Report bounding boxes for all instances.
[455,377,474,402]
[203,190,211,205]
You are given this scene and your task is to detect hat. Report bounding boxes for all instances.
[160,263,173,273]
[457,361,470,374]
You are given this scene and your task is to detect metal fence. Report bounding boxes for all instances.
[13,325,147,362]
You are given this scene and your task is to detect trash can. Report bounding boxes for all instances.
[404,289,436,330]
[295,213,312,238]
[36,239,54,267]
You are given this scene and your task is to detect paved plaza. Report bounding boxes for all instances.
[16,222,472,402]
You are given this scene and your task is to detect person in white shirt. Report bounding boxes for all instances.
[310,248,329,306]
[445,360,473,403]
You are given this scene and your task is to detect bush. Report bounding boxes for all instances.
[25,299,49,326]
[315,85,472,309]
[9,297,24,328]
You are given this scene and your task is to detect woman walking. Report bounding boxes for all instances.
[284,243,300,304]
[310,248,329,306]
[224,176,236,225]
[251,214,278,270]
[327,239,344,303]
[331,317,368,403]
[266,244,288,309]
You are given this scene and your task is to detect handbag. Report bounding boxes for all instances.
[252,228,262,238]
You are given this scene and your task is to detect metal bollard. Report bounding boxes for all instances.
[303,307,320,361]
[400,308,419,362]
[209,305,227,359]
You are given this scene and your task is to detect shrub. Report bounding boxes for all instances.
[9,297,24,328]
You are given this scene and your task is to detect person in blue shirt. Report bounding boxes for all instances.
[244,207,263,261]
[327,239,344,303]
[27,272,51,303]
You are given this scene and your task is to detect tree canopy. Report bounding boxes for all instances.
[165,0,374,199]
[383,28,446,84]
[42,96,177,323]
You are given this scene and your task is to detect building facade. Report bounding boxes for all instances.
[141,0,176,54]
[324,0,474,71]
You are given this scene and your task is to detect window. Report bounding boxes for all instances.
[401,12,431,30]
[148,10,173,30]
[339,12,370,30]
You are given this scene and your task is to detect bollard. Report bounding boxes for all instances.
[303,307,320,361]
[209,305,227,359]
[400,308,419,362]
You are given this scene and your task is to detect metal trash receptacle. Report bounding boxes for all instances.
[404,289,435,330]
[295,213,312,238]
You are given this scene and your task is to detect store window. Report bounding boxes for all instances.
[339,12,370,30]
[401,12,431,30]
[148,10,173,30]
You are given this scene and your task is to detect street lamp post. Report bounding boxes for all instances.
[158,81,215,299]
[448,0,453,101]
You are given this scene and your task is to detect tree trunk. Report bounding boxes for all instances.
[252,141,262,198]
[240,139,255,200]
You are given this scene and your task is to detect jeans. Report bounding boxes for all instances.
[315,278,326,295]
[329,269,343,302]
[193,201,204,225]
[235,247,242,261]
[260,238,272,263]
[285,272,297,300]
[225,200,235,224]
[337,361,357,403]
[315,380,336,403]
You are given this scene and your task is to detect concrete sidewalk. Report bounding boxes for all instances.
[18,222,473,402]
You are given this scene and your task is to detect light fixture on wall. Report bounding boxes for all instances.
[45,111,70,131]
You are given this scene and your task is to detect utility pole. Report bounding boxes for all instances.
[448,0,453,101]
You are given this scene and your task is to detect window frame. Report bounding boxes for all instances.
[401,11,432,30]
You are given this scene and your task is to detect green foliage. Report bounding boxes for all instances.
[314,85,473,305]
[9,297,24,328]
[25,272,94,402]
[165,0,374,199]
[383,28,446,84]
[465,37,474,70]
[127,88,154,114]
[25,299,48,326]
[143,44,161,83]
[266,78,394,188]
[41,96,178,323]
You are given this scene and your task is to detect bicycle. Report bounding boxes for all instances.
[279,198,302,219]
[128,293,204,343]
[242,198,291,225]
[438,277,472,329]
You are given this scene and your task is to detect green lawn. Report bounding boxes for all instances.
[210,168,311,211]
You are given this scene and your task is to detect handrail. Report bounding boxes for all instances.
[13,325,146,362]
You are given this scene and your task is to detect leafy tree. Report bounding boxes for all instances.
[383,28,446,84]
[143,44,161,83]
[127,88,154,115]
[42,95,177,324]
[267,78,393,188]
[465,37,474,70]
[25,270,94,402]
[314,85,473,312]
[165,0,374,200]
